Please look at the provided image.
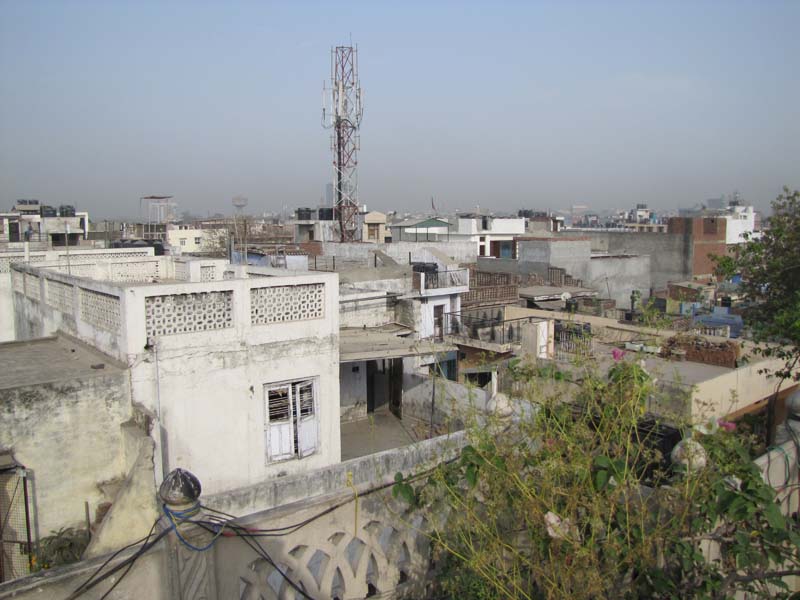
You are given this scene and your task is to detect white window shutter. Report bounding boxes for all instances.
[298,417,317,457]
[267,422,294,461]
[266,386,294,462]
[295,381,317,457]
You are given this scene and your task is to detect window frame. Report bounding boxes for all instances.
[264,377,318,464]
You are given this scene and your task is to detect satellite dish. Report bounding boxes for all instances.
[560,292,572,302]
[232,196,249,210]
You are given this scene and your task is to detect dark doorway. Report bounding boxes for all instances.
[434,305,444,340]
[8,222,19,243]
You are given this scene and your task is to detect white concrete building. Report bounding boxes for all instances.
[164,225,226,254]
[449,215,526,257]
[8,255,341,506]
[723,205,757,244]
[1,247,157,342]
[1,202,90,248]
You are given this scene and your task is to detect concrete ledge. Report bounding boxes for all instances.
[204,430,467,518]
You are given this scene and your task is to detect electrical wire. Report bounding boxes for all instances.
[65,525,170,600]
[66,454,460,599]
[163,502,226,551]
[69,518,159,598]
[191,519,315,600]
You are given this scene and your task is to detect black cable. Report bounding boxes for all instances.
[97,550,139,600]
[65,526,170,600]
[70,518,159,598]
[239,533,315,600]
[192,520,315,600]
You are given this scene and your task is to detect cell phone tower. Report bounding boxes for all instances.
[322,44,364,242]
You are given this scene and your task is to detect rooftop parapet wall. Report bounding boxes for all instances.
[11,262,339,361]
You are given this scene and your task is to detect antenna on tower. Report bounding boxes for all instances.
[322,43,364,242]
[232,195,249,264]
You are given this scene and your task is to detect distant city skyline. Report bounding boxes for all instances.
[1,1,798,219]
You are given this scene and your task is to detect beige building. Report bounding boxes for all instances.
[362,211,389,243]
[164,225,226,254]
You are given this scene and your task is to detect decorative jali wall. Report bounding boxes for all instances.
[79,289,122,333]
[145,292,234,337]
[250,284,325,325]
[45,279,74,313]
[183,493,434,600]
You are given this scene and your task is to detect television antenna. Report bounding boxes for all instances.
[232,196,249,264]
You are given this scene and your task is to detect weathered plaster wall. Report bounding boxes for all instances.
[204,429,466,517]
[560,230,690,291]
[0,248,155,343]
[476,255,543,276]
[130,334,341,496]
[0,371,131,537]
[339,293,395,328]
[0,274,14,341]
[516,238,591,280]
[402,375,490,426]
[12,264,344,498]
[340,361,368,422]
[585,255,651,305]
[0,548,169,600]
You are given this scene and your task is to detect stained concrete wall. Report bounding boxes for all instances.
[560,230,690,291]
[0,370,131,537]
[0,547,169,600]
[340,361,368,422]
[0,247,156,343]
[130,334,341,496]
[517,238,592,280]
[402,375,491,426]
[12,263,343,497]
[0,275,13,341]
[585,255,651,306]
[204,429,466,517]
[476,256,541,276]
[339,292,395,328]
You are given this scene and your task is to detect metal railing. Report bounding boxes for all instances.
[461,285,518,307]
[554,321,593,360]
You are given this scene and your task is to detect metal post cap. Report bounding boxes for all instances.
[159,468,202,505]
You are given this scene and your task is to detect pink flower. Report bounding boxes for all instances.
[717,419,737,432]
[612,348,625,362]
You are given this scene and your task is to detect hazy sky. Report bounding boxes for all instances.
[1,1,798,219]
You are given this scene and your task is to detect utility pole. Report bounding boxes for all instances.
[322,44,364,242]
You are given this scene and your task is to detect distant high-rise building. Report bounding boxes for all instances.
[324,183,334,206]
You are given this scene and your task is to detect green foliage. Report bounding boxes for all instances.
[712,187,800,382]
[393,358,800,599]
[33,527,90,571]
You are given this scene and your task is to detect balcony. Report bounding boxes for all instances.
[412,268,469,296]
[442,305,547,354]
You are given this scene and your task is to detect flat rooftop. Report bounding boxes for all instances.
[519,285,598,300]
[588,341,733,386]
[0,336,123,390]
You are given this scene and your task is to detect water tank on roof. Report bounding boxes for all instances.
[412,262,438,274]
[565,298,578,313]
[59,205,76,217]
[40,205,57,217]
[296,208,314,220]
[318,207,334,221]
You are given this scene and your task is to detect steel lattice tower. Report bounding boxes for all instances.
[322,45,364,242]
